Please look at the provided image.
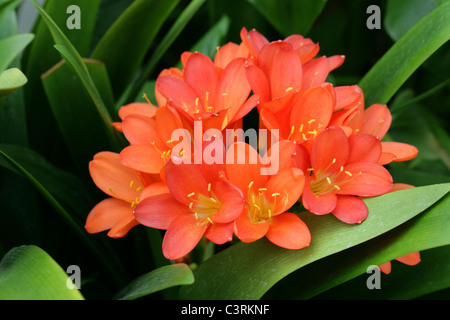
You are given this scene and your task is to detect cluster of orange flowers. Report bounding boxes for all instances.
[85,27,419,263]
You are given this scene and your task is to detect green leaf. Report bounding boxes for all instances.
[359,1,450,106]
[0,245,84,300]
[179,183,450,299]
[41,59,118,179]
[265,192,450,299]
[384,0,437,41]
[30,0,121,151]
[121,0,207,106]
[0,33,34,72]
[0,144,127,287]
[90,0,180,98]
[114,264,194,300]
[0,67,27,99]
[246,0,327,36]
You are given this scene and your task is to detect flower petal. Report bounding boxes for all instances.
[162,213,209,260]
[265,168,305,215]
[301,56,330,90]
[265,212,311,249]
[234,209,269,243]
[205,222,234,244]
[338,162,393,196]
[184,52,219,104]
[90,151,145,201]
[211,180,245,223]
[108,214,140,238]
[120,145,166,174]
[302,179,338,215]
[122,115,164,147]
[360,104,392,140]
[215,58,251,113]
[395,251,421,266]
[245,64,271,103]
[165,158,209,206]
[117,102,158,120]
[85,198,135,236]
[134,193,189,229]
[269,47,302,99]
[310,126,349,176]
[332,195,369,224]
[155,74,198,114]
[347,133,382,164]
[380,142,418,163]
[225,142,267,194]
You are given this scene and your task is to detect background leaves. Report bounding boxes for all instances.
[0,0,448,300]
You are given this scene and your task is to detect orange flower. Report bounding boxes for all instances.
[155,51,258,132]
[134,155,245,261]
[301,126,393,224]
[85,151,168,238]
[225,142,311,249]
[119,105,192,178]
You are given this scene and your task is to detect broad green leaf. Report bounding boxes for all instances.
[30,0,121,151]
[90,0,180,98]
[264,192,450,299]
[0,144,127,287]
[384,0,437,41]
[41,59,118,179]
[0,33,34,72]
[114,264,194,300]
[0,0,22,40]
[179,183,450,299]
[23,0,102,157]
[121,0,207,106]
[0,67,27,99]
[0,245,84,300]
[246,0,327,36]
[359,1,450,106]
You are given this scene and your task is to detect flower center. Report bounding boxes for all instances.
[187,183,222,225]
[246,181,281,223]
[308,159,361,196]
[287,118,323,143]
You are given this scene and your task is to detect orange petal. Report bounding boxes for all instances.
[205,222,234,244]
[327,55,345,71]
[164,158,209,206]
[240,27,269,60]
[310,126,349,176]
[234,209,269,243]
[264,140,310,173]
[395,251,421,266]
[214,42,239,69]
[89,151,144,202]
[134,193,189,230]
[332,195,368,224]
[334,85,363,111]
[347,133,382,164]
[155,105,186,149]
[245,64,271,103]
[257,41,292,76]
[225,142,267,195]
[184,52,219,104]
[302,179,338,215]
[215,58,251,112]
[139,181,170,201]
[85,198,134,236]
[155,74,198,114]
[162,213,209,260]
[119,145,166,174]
[211,180,245,223]
[269,47,302,99]
[380,142,418,163]
[117,102,157,120]
[108,214,140,238]
[230,94,260,124]
[379,261,392,274]
[122,115,164,147]
[289,85,334,142]
[338,162,393,197]
[265,212,311,249]
[301,56,330,90]
[265,168,305,215]
[360,104,392,140]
